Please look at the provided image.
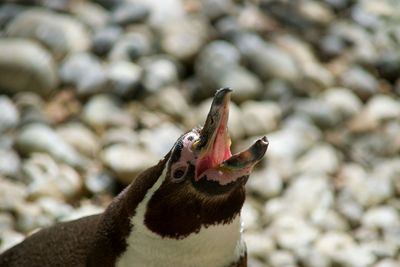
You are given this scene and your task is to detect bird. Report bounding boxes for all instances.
[0,88,268,267]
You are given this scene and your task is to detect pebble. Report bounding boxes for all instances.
[248,168,283,199]
[6,8,90,59]
[0,39,58,96]
[364,94,400,123]
[70,1,110,30]
[82,94,134,130]
[14,201,54,233]
[362,206,400,229]
[295,98,341,128]
[0,177,27,210]
[145,87,189,120]
[0,230,24,253]
[111,3,150,26]
[56,123,100,157]
[22,153,82,200]
[296,144,340,175]
[141,56,179,92]
[268,250,297,267]
[244,231,275,260]
[16,123,84,168]
[107,61,142,97]
[92,26,123,56]
[161,18,207,61]
[0,149,21,178]
[322,88,362,120]
[0,96,19,133]
[59,52,108,96]
[101,144,157,184]
[241,101,282,136]
[108,31,153,61]
[341,66,379,99]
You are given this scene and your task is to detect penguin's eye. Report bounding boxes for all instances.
[172,166,187,182]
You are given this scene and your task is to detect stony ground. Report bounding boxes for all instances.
[0,0,400,266]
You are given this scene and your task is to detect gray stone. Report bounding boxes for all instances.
[145,87,189,119]
[322,88,362,120]
[296,144,340,175]
[362,206,400,229]
[0,230,24,253]
[0,39,58,96]
[235,33,300,82]
[0,149,21,178]
[0,177,27,210]
[248,168,283,199]
[14,201,54,233]
[244,231,275,260]
[107,61,142,96]
[108,31,153,61]
[341,66,378,99]
[0,96,19,133]
[60,202,103,222]
[374,259,400,267]
[141,56,178,92]
[364,95,400,123]
[272,215,319,251]
[268,250,296,267]
[101,144,157,184]
[111,3,149,26]
[241,101,281,136]
[161,18,207,60]
[16,123,84,168]
[139,123,182,158]
[56,123,100,157]
[84,170,116,194]
[59,53,108,96]
[6,8,90,59]
[220,67,262,103]
[0,213,13,232]
[22,153,82,200]
[296,99,341,128]
[82,94,135,130]
[70,1,110,30]
[36,197,73,220]
[92,26,123,56]
[102,127,139,147]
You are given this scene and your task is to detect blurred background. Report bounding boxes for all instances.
[0,0,399,266]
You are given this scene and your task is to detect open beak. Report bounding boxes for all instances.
[194,88,268,185]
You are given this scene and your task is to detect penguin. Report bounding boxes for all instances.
[0,88,268,267]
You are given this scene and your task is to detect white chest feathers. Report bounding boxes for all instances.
[116,175,245,267]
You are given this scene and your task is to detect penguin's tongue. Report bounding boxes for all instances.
[195,88,268,184]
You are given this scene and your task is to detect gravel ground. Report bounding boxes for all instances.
[0,0,399,266]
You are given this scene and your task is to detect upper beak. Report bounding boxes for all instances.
[194,88,233,178]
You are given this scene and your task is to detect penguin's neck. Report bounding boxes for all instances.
[116,169,245,267]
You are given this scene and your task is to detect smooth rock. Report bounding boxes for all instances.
[102,127,139,147]
[295,98,340,128]
[6,8,90,59]
[341,66,378,99]
[362,206,400,229]
[0,149,21,177]
[0,213,13,231]
[0,39,58,96]
[272,215,319,251]
[59,52,108,96]
[374,259,400,267]
[139,123,182,158]
[70,1,110,30]
[107,61,142,96]
[84,170,116,194]
[82,94,134,130]
[16,124,84,168]
[101,144,157,184]
[0,177,27,210]
[141,56,179,92]
[36,197,73,220]
[161,18,207,60]
[248,168,283,199]
[268,250,296,267]
[241,101,281,136]
[61,202,104,221]
[0,230,24,253]
[0,96,19,133]
[296,144,340,174]
[56,123,100,157]
[111,3,149,26]
[145,87,189,120]
[92,26,123,56]
[22,153,82,199]
[14,202,54,233]
[364,95,400,123]
[244,231,275,260]
[235,33,301,82]
[322,88,362,120]
[108,31,153,61]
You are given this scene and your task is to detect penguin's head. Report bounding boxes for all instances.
[144,88,268,238]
